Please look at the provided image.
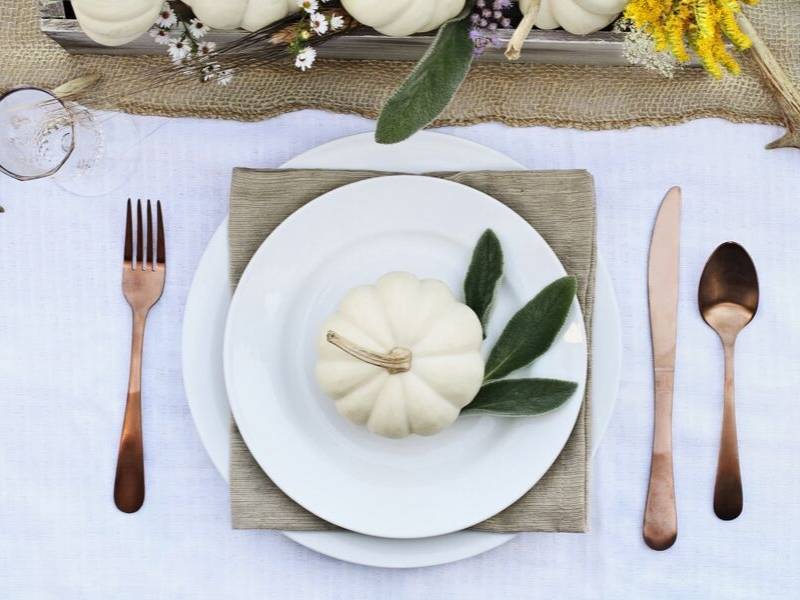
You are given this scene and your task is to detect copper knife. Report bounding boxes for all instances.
[643,187,681,551]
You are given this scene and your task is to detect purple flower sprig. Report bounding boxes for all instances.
[469,0,515,56]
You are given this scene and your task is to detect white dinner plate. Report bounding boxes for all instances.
[224,174,587,538]
[182,131,622,566]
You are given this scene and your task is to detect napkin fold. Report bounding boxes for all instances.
[229,169,596,533]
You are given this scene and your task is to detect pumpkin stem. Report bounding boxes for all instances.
[326,330,412,374]
[505,0,541,60]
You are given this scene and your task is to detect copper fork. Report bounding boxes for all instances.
[114,199,165,513]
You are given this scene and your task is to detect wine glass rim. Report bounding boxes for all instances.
[0,85,76,182]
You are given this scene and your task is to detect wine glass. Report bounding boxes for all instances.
[0,85,139,196]
[0,86,74,181]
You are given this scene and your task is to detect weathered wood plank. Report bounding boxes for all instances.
[39,20,635,65]
[39,12,699,67]
[39,0,66,19]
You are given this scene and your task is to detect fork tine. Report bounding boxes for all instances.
[156,201,165,266]
[124,199,132,265]
[146,200,154,270]
[136,199,143,271]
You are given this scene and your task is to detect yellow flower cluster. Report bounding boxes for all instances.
[624,0,759,78]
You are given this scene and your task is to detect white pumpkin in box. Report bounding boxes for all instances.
[521,0,628,35]
[315,272,484,438]
[71,0,162,46]
[183,0,299,32]
[341,0,466,37]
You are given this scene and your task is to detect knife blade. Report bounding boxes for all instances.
[643,186,681,551]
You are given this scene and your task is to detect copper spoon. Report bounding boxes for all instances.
[698,242,759,520]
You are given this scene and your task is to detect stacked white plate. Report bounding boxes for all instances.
[182,132,621,568]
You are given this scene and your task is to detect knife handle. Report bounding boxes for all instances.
[643,369,678,551]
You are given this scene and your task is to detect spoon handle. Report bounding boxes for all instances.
[714,341,743,520]
[643,370,678,550]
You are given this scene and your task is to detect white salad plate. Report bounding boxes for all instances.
[182,132,622,567]
[224,173,588,538]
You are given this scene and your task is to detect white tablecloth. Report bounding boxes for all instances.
[1,111,799,599]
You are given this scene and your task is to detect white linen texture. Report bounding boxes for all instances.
[0,111,799,598]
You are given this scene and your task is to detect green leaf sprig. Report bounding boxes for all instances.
[375,6,474,144]
[483,276,577,382]
[461,229,580,418]
[462,379,579,416]
[464,229,503,336]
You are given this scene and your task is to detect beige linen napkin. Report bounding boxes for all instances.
[229,169,596,533]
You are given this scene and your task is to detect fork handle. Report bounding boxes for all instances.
[114,310,147,513]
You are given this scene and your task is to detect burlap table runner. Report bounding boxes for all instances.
[1,1,797,129]
[228,168,596,532]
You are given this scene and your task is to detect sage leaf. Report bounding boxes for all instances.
[484,276,577,381]
[375,8,474,144]
[462,378,579,416]
[464,229,503,335]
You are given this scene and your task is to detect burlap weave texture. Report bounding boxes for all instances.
[2,2,796,130]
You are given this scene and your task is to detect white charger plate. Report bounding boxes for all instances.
[224,174,587,538]
[182,132,621,566]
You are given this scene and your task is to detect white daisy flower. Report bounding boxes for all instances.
[217,69,234,86]
[201,63,220,82]
[196,40,216,58]
[330,14,345,30]
[310,13,328,35]
[156,5,177,28]
[297,0,319,14]
[188,18,210,39]
[167,37,190,62]
[150,28,172,45]
[294,46,316,71]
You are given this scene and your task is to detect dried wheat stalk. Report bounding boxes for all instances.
[737,13,800,151]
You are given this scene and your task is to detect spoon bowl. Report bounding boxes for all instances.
[698,242,759,520]
[699,243,759,337]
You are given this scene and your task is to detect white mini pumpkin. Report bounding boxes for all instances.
[341,0,466,37]
[71,0,162,47]
[315,272,484,438]
[183,0,299,32]
[522,0,627,35]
